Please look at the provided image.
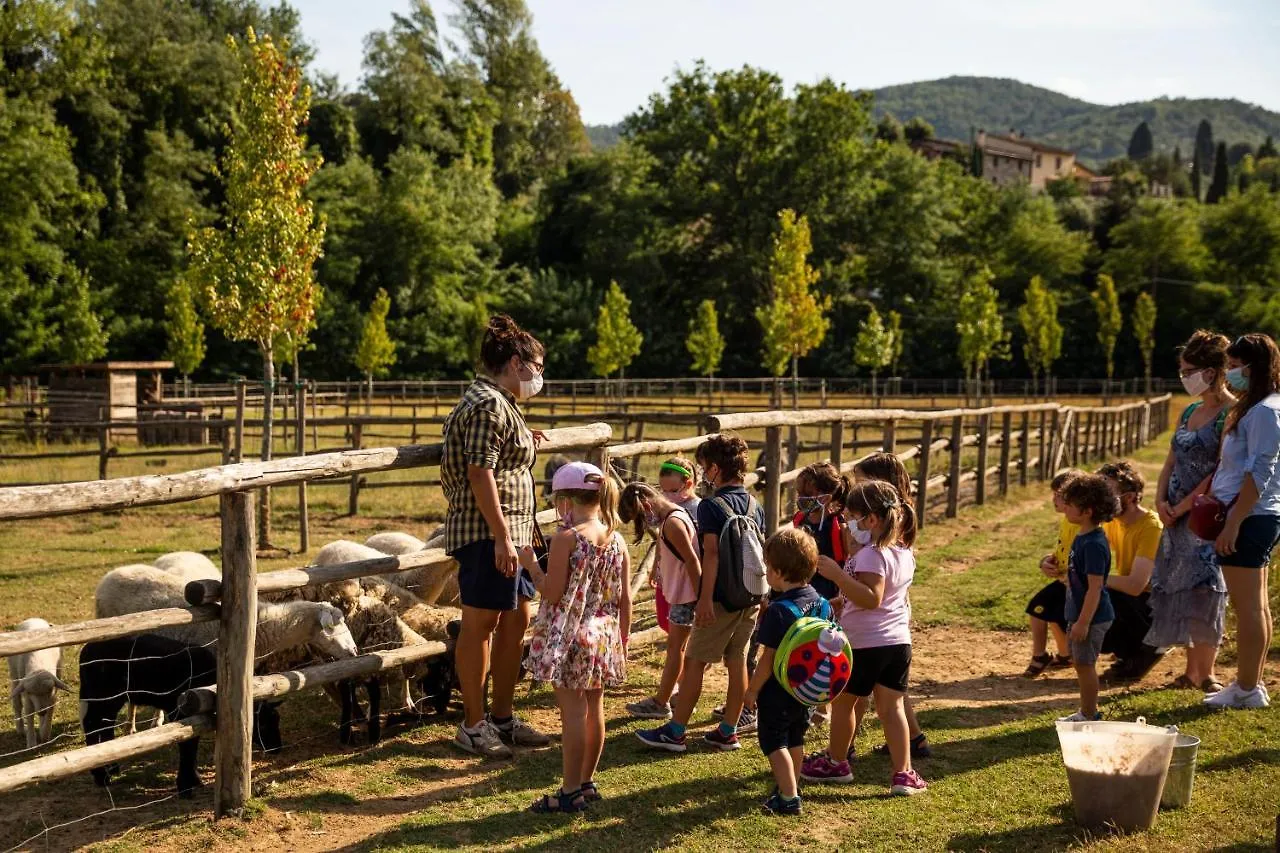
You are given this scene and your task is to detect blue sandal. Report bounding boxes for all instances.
[530,787,588,814]
[581,781,601,802]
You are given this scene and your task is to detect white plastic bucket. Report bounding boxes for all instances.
[1055,717,1177,831]
[1160,734,1201,809]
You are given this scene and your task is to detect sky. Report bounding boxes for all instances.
[301,0,1280,125]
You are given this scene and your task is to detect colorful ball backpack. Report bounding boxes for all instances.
[772,598,853,706]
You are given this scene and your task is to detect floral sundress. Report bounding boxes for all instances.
[527,529,627,689]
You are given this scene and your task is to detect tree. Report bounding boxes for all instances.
[354,288,397,411]
[1228,142,1255,167]
[875,112,903,144]
[588,281,642,383]
[1102,199,1208,295]
[58,269,109,364]
[955,268,1008,403]
[1133,292,1157,393]
[887,310,905,377]
[1202,185,1280,287]
[1195,119,1214,174]
[1017,276,1063,397]
[903,116,934,143]
[853,306,894,398]
[165,277,206,391]
[757,209,830,407]
[1206,141,1230,204]
[1191,146,1203,200]
[1260,136,1279,160]
[1127,121,1153,160]
[1091,274,1123,381]
[686,299,725,397]
[186,30,325,545]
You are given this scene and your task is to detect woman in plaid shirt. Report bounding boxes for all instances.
[442,315,552,758]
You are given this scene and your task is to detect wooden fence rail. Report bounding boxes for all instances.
[0,395,1171,818]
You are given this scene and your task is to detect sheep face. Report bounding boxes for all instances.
[312,605,359,659]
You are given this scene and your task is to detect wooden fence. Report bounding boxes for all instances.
[0,394,1171,818]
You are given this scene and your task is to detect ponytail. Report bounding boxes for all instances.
[846,480,916,549]
[618,482,658,543]
[598,473,621,537]
[798,462,854,513]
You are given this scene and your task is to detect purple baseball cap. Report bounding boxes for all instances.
[552,461,604,492]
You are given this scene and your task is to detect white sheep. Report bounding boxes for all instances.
[7,618,70,748]
[154,551,220,580]
[399,603,462,643]
[94,565,359,662]
[364,532,425,555]
[316,540,433,609]
[322,537,458,606]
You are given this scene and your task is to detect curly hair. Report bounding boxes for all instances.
[479,314,544,374]
[1062,474,1121,524]
[696,434,750,481]
[1179,329,1229,381]
[1051,468,1085,492]
[1097,460,1144,498]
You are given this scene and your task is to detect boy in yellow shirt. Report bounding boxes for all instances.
[1098,461,1165,682]
[1023,470,1084,677]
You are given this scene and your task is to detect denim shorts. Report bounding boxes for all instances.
[451,539,536,611]
[668,602,696,628]
[1068,621,1111,666]
[1226,514,1280,569]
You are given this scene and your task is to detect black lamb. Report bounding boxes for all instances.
[79,634,282,797]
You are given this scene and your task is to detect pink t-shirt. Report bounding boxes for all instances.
[839,545,914,649]
[657,509,698,606]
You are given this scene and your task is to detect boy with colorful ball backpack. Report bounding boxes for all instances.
[743,528,853,816]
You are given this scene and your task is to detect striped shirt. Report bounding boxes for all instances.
[441,377,537,553]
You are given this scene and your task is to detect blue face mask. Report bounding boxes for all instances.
[1226,367,1249,392]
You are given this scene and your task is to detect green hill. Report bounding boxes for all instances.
[871,76,1280,164]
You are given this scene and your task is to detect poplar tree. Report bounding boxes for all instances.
[757,208,830,408]
[887,310,904,377]
[588,281,643,386]
[355,288,397,411]
[955,267,1008,403]
[1091,274,1123,381]
[186,30,325,546]
[59,269,109,365]
[1017,276,1063,398]
[853,306,894,398]
[1206,141,1230,204]
[165,277,206,393]
[686,299,725,401]
[1133,292,1157,394]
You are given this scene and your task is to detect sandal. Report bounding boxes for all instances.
[1050,654,1073,669]
[581,780,602,802]
[529,788,588,814]
[1023,653,1052,678]
[1200,678,1224,693]
[1170,674,1197,690]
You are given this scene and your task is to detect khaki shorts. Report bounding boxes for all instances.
[686,603,761,664]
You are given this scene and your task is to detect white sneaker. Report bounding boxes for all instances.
[1057,711,1102,723]
[1203,681,1269,709]
[453,720,513,758]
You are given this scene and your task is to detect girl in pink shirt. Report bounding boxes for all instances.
[801,480,927,796]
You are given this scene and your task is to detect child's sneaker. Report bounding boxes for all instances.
[890,769,928,796]
[800,751,852,783]
[636,723,687,752]
[626,697,673,720]
[736,708,758,734]
[702,728,741,751]
[1057,711,1103,722]
[761,788,802,816]
[874,733,932,759]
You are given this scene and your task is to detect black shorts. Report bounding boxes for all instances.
[1226,514,1280,570]
[1025,581,1067,630]
[844,644,912,697]
[756,683,810,756]
[451,539,536,611]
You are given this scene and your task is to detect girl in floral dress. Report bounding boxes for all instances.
[519,461,631,813]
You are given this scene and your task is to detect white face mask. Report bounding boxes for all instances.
[852,527,873,546]
[518,372,544,399]
[1181,369,1210,397]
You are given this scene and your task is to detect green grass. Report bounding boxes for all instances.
[1,415,1278,851]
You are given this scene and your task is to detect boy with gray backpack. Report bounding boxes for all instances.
[638,434,768,753]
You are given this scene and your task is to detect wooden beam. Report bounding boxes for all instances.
[185,549,453,605]
[215,492,256,819]
[0,605,220,657]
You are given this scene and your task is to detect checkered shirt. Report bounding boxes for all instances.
[441,377,536,552]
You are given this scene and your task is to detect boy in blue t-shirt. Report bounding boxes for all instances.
[743,528,828,816]
[1058,474,1121,722]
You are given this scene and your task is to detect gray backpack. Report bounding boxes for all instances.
[711,496,768,611]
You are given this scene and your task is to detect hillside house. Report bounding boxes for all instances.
[976,131,1077,190]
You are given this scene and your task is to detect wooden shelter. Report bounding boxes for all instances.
[39,361,173,441]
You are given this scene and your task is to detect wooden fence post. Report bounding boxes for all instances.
[1019,410,1030,487]
[830,420,845,471]
[628,420,646,481]
[765,426,783,537]
[946,415,962,518]
[234,380,246,464]
[915,419,933,529]
[98,424,109,480]
[1037,410,1049,480]
[975,413,990,505]
[999,412,1012,496]
[296,381,309,554]
[348,423,363,516]
[882,419,897,453]
[215,491,256,818]
[310,380,319,451]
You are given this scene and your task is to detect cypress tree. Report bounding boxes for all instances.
[1127,121,1154,160]
[1258,135,1277,160]
[1191,147,1202,200]
[1206,141,1230,204]
[1195,120,1214,173]
[1173,146,1182,167]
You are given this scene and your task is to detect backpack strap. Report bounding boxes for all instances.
[659,508,693,557]
[1214,407,1228,436]
[1180,401,1201,426]
[830,520,846,563]
[779,597,831,622]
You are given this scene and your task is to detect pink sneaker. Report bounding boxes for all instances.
[800,751,853,784]
[891,769,928,796]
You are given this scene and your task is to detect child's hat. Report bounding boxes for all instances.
[552,461,605,492]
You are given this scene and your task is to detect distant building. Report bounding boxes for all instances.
[911,137,964,161]
[1074,162,1112,197]
[970,130,1078,191]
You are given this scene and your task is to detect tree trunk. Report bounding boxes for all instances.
[365,372,373,415]
[790,355,799,410]
[258,347,274,547]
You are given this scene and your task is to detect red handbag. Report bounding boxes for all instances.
[1188,493,1232,541]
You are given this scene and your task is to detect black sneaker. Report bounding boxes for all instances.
[761,788,802,816]
[874,733,932,759]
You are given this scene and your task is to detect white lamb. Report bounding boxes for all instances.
[399,603,462,643]
[94,565,359,662]
[154,551,220,580]
[364,532,425,555]
[329,536,457,606]
[315,540,432,610]
[7,618,70,748]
